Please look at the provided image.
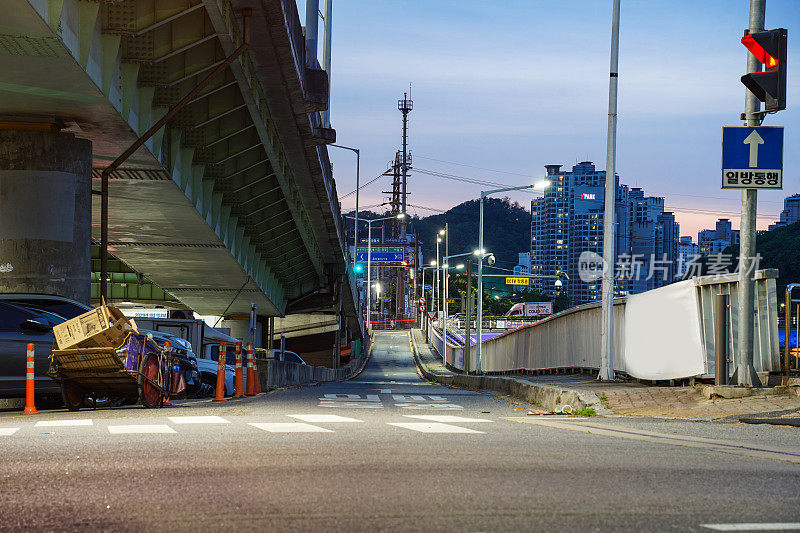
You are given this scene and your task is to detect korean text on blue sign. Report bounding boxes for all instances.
[721,126,783,189]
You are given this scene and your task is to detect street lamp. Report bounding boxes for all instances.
[440,250,476,364]
[331,144,360,271]
[476,179,549,373]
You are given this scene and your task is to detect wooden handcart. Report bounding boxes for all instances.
[48,334,174,410]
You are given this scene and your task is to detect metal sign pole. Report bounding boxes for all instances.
[734,0,765,387]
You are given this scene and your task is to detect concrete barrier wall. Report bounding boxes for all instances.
[428,271,780,379]
[254,336,369,389]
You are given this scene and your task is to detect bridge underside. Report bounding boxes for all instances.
[0,0,361,335]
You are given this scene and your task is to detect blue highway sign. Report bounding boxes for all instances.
[355,252,404,262]
[721,126,783,189]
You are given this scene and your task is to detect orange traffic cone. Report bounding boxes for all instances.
[253,348,261,394]
[162,341,173,406]
[213,341,227,402]
[245,343,256,396]
[22,343,38,415]
[233,342,244,398]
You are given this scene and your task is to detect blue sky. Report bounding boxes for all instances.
[301,0,800,239]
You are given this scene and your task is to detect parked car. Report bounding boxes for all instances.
[256,348,307,365]
[144,330,208,398]
[0,301,69,396]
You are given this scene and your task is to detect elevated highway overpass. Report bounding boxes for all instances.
[0,0,363,345]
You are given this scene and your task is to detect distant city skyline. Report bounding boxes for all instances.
[303,1,799,238]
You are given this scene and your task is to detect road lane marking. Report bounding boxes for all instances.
[702,524,800,531]
[167,416,230,424]
[249,422,332,433]
[388,422,484,434]
[395,403,463,410]
[319,393,384,409]
[403,415,492,423]
[107,425,176,434]
[505,418,800,464]
[319,402,384,409]
[0,428,20,436]
[287,415,363,423]
[35,419,93,427]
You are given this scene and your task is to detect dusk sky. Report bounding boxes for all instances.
[302,1,799,240]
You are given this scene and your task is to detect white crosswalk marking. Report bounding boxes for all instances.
[388,422,484,434]
[287,415,362,423]
[35,419,93,427]
[702,524,800,531]
[108,425,176,434]
[403,415,492,423]
[0,428,20,436]
[249,422,333,433]
[167,416,230,424]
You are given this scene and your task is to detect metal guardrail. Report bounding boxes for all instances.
[695,270,780,377]
[427,270,781,378]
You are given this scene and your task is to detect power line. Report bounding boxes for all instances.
[339,167,392,199]
[414,155,534,178]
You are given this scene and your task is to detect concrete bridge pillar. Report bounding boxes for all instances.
[0,129,92,304]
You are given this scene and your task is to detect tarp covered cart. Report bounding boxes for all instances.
[48,333,179,410]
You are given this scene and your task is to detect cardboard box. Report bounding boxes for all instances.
[53,303,138,350]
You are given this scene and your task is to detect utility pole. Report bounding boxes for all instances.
[599,0,621,382]
[734,0,765,387]
[398,92,413,234]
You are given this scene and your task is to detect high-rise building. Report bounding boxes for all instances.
[677,236,700,277]
[512,252,531,291]
[768,194,800,231]
[698,218,739,255]
[530,162,679,306]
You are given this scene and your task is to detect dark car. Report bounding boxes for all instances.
[0,301,67,396]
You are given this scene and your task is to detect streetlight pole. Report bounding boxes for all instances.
[476,181,549,373]
[442,222,450,354]
[441,252,471,368]
[331,144,360,271]
[599,0,621,382]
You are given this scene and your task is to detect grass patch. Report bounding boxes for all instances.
[598,393,611,410]
[574,407,596,417]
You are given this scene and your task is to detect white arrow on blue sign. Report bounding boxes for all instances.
[721,126,783,189]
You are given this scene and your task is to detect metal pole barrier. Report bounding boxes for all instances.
[734,0,765,387]
[715,294,729,385]
[599,0,620,382]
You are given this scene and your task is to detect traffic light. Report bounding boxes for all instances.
[741,28,787,112]
[353,262,364,275]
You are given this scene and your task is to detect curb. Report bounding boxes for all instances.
[409,330,611,415]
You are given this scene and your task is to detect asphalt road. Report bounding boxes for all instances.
[1,331,799,532]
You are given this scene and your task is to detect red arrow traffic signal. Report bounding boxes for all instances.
[741,28,787,112]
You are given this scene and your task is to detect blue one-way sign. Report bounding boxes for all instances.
[721,126,783,189]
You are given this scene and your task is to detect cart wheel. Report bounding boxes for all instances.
[139,354,162,408]
[61,380,85,412]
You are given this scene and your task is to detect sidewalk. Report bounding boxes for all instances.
[411,329,800,420]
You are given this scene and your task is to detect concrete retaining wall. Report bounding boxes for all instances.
[255,336,371,389]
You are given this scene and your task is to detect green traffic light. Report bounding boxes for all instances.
[354,263,364,274]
